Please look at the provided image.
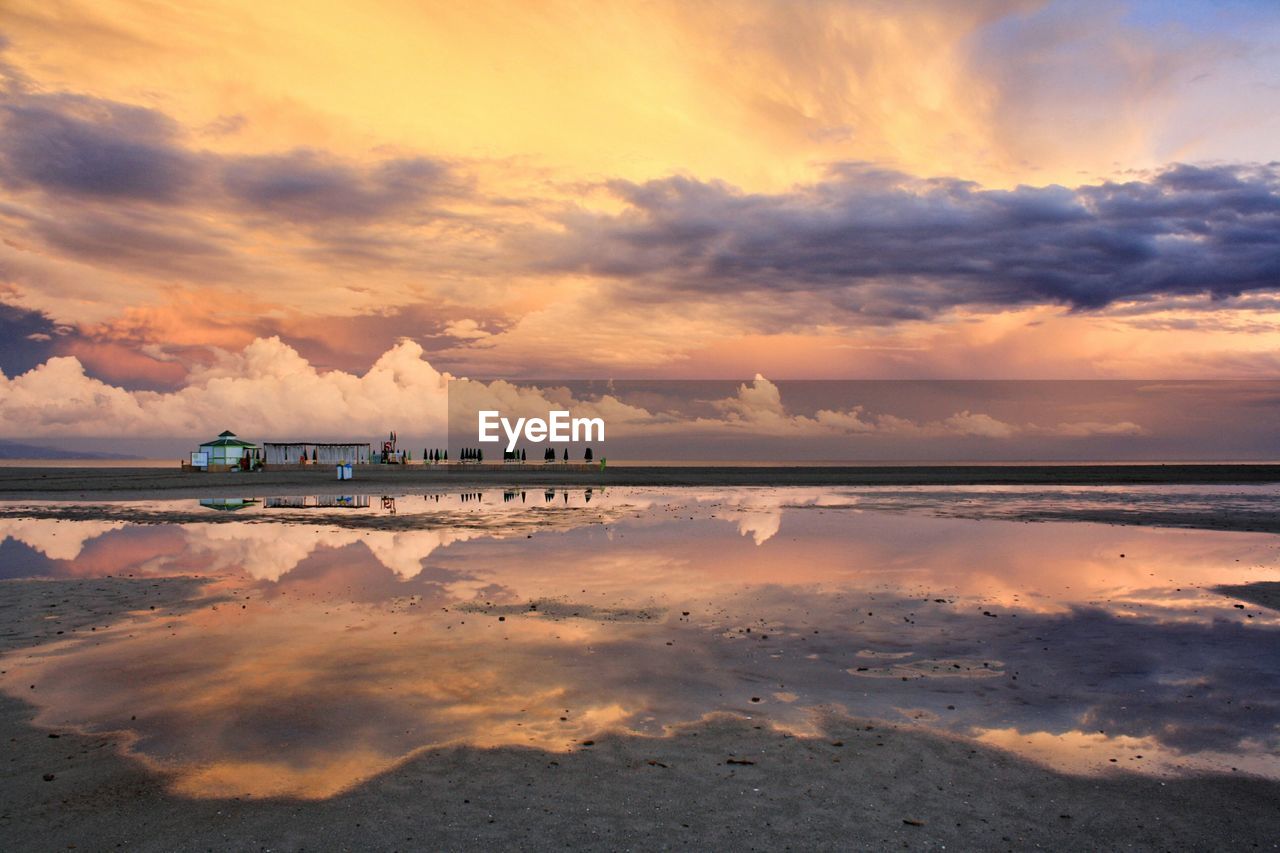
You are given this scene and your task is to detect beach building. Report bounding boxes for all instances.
[189,430,260,471]
[263,442,372,466]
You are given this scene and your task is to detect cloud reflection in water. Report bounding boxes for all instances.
[1,487,1279,798]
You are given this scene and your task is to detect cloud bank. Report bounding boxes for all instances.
[2,3,1279,385]
[1,339,1148,447]
[534,164,1280,318]
[0,337,451,439]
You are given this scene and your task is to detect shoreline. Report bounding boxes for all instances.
[3,462,1280,500]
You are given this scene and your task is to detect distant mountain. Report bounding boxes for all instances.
[0,440,142,460]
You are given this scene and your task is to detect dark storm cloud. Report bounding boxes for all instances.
[536,163,1280,315]
[28,208,242,278]
[0,302,71,375]
[0,94,196,202]
[3,67,1278,330]
[222,151,453,223]
[0,90,460,224]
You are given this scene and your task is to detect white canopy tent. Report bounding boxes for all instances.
[263,442,371,465]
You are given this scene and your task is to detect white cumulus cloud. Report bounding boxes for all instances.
[0,336,452,438]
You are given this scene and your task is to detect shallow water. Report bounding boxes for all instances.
[2,486,1279,799]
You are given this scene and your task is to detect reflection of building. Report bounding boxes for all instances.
[188,431,260,471]
[263,442,372,466]
[198,498,260,511]
[263,495,371,509]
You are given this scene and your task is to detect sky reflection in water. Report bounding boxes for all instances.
[1,486,1279,799]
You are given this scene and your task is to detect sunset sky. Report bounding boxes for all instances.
[1,0,1279,445]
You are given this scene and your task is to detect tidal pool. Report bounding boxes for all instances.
[1,486,1278,799]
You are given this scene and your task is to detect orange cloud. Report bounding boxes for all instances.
[0,1,1278,382]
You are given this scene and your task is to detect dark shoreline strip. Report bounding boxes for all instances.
[2,463,1280,500]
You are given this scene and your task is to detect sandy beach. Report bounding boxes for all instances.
[2,581,1278,851]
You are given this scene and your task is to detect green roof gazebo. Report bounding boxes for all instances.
[193,430,260,470]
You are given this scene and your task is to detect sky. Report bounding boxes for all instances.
[1,0,1279,449]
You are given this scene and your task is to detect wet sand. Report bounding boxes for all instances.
[3,462,1280,501]
[3,577,1279,851]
